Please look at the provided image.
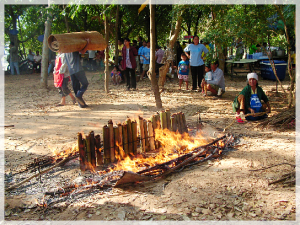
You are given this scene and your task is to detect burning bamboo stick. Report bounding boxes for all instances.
[151,115,159,149]
[108,120,115,163]
[86,135,92,165]
[122,123,129,156]
[144,119,150,152]
[77,132,86,171]
[131,121,138,155]
[160,110,167,130]
[117,123,125,159]
[182,113,188,133]
[126,118,133,155]
[95,134,103,166]
[138,116,145,153]
[148,120,155,151]
[171,115,177,132]
[178,112,184,134]
[113,126,119,160]
[166,109,171,130]
[103,125,110,164]
[89,131,96,168]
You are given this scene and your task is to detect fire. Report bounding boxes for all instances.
[51,143,78,160]
[109,128,211,173]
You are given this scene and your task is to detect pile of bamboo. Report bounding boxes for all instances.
[77,110,188,171]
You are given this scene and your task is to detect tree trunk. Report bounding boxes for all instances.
[64,5,70,33]
[114,5,119,66]
[158,13,183,90]
[149,4,162,109]
[40,9,52,88]
[104,8,110,93]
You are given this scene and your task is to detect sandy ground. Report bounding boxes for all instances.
[4,68,296,221]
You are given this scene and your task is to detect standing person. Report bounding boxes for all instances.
[121,37,138,90]
[155,45,165,76]
[48,48,56,76]
[53,51,76,106]
[9,41,20,75]
[64,39,90,108]
[184,35,208,91]
[138,41,146,77]
[141,40,150,79]
[88,50,96,71]
[177,53,189,90]
[33,50,42,73]
[132,40,140,74]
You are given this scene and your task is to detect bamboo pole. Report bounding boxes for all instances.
[160,110,167,130]
[95,134,103,166]
[89,131,96,168]
[148,120,155,151]
[176,113,182,134]
[182,113,188,133]
[117,123,125,159]
[151,115,159,149]
[131,121,138,155]
[178,112,184,134]
[171,115,177,132]
[103,125,110,164]
[113,126,120,161]
[122,123,129,156]
[86,135,92,165]
[108,120,115,163]
[144,119,150,152]
[126,118,133,155]
[138,116,145,153]
[155,113,161,130]
[166,109,171,130]
[78,132,86,171]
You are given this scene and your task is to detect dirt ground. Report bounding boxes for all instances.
[4,68,296,222]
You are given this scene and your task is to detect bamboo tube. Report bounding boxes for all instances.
[108,120,115,163]
[175,113,181,134]
[48,31,107,53]
[182,113,188,133]
[160,110,167,130]
[103,125,110,164]
[150,115,159,149]
[122,123,129,156]
[166,109,171,130]
[151,115,157,130]
[148,120,155,151]
[89,131,96,168]
[78,133,86,171]
[113,126,120,161]
[117,123,125,159]
[138,116,145,153]
[131,121,138,155]
[126,118,133,155]
[144,119,150,152]
[171,115,177,132]
[95,134,103,166]
[155,113,161,130]
[178,112,184,134]
[86,135,92,165]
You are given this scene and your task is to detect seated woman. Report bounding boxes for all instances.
[233,73,271,123]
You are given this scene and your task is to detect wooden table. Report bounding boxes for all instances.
[226,59,258,78]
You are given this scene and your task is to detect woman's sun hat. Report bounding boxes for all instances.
[247,72,258,81]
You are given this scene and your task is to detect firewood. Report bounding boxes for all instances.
[108,120,115,163]
[138,116,145,153]
[89,131,96,168]
[126,118,133,154]
[78,133,86,171]
[122,123,129,156]
[144,119,150,152]
[103,125,110,164]
[131,121,138,155]
[148,120,155,151]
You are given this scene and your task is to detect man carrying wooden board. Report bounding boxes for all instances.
[64,39,90,108]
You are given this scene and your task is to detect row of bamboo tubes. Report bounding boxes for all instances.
[77,111,188,171]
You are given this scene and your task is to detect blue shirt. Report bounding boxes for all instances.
[64,52,83,75]
[138,46,144,63]
[142,47,150,64]
[178,60,189,75]
[184,44,208,66]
